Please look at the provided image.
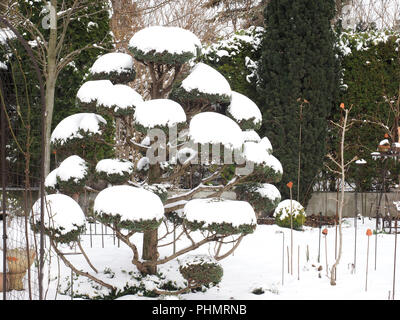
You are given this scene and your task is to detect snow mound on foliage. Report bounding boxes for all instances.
[189,112,244,149]
[181,63,232,97]
[273,199,305,220]
[179,254,219,268]
[227,91,262,125]
[256,183,281,201]
[45,168,59,188]
[184,198,256,227]
[90,52,134,75]
[134,99,186,128]
[31,194,86,234]
[97,84,143,112]
[129,26,201,56]
[56,155,88,182]
[95,159,134,175]
[243,140,277,167]
[51,113,106,145]
[94,185,164,221]
[242,130,261,143]
[76,80,113,104]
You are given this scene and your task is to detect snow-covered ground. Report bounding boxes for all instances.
[2,217,399,300]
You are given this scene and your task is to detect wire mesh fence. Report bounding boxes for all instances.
[1,17,46,300]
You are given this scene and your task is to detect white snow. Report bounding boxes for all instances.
[90,52,134,75]
[184,198,257,228]
[273,199,305,221]
[0,28,16,45]
[256,183,281,201]
[227,91,262,126]
[56,155,88,183]
[181,63,232,98]
[51,113,106,145]
[134,99,186,128]
[31,194,86,235]
[95,159,134,176]
[76,80,114,104]
[242,140,281,174]
[179,254,219,269]
[129,26,201,57]
[137,157,150,171]
[97,84,143,112]
[45,168,59,188]
[379,139,390,145]
[94,185,164,221]
[189,112,244,150]
[242,129,261,142]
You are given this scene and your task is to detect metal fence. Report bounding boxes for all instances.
[1,16,46,300]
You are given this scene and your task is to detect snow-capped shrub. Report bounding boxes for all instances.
[235,183,281,217]
[95,158,134,185]
[31,194,86,244]
[90,52,136,84]
[273,199,306,230]
[169,63,232,107]
[183,198,257,235]
[179,255,223,287]
[128,26,201,66]
[51,113,107,148]
[133,99,187,134]
[44,168,59,194]
[226,91,262,130]
[96,84,143,117]
[55,155,89,196]
[93,186,164,232]
[76,80,114,111]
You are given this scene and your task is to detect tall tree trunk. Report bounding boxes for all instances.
[44,0,57,177]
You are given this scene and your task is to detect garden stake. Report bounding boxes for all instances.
[366,228,372,291]
[276,231,285,285]
[323,228,328,277]
[287,181,294,275]
[298,245,300,280]
[287,246,290,274]
[393,217,398,300]
[318,212,322,263]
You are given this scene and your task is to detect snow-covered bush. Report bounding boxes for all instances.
[42,25,283,296]
[179,255,223,287]
[273,199,306,230]
[235,183,281,218]
[31,194,86,244]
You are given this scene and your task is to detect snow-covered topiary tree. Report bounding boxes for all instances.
[36,25,284,296]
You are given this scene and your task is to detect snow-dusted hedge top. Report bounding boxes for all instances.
[56,155,88,183]
[129,26,201,65]
[95,159,134,176]
[90,52,134,75]
[242,140,279,169]
[242,130,261,143]
[45,168,59,189]
[181,62,232,99]
[227,91,262,130]
[97,84,143,115]
[76,80,113,104]
[256,183,281,201]
[50,113,106,146]
[179,254,219,269]
[134,99,186,130]
[31,194,86,235]
[189,112,244,150]
[184,198,257,228]
[93,185,164,222]
[273,199,305,220]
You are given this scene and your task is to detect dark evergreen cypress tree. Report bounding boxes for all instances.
[257,0,339,205]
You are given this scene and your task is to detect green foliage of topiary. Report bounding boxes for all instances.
[183,219,256,235]
[31,220,86,244]
[90,69,136,85]
[225,109,261,131]
[179,260,223,287]
[129,47,197,66]
[95,212,163,233]
[235,183,280,217]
